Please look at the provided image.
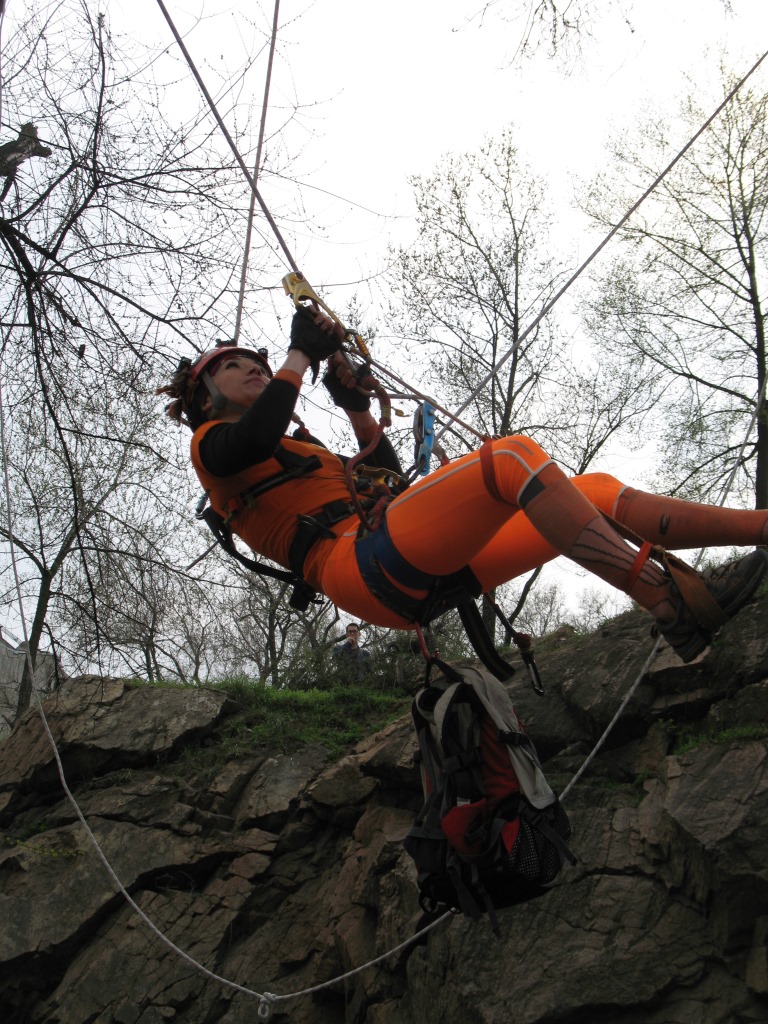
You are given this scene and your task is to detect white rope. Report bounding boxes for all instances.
[0,371,286,1007]
[561,369,768,802]
[261,911,454,1015]
[559,639,660,802]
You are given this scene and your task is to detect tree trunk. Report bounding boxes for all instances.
[755,398,768,510]
[143,646,155,683]
[15,570,53,719]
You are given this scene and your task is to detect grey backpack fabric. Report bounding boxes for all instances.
[403,661,575,933]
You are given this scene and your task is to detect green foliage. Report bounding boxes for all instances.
[4,819,49,842]
[170,679,412,782]
[3,838,82,860]
[672,723,768,757]
[633,769,657,788]
[598,770,657,807]
[2,820,81,859]
[220,681,410,752]
[210,674,272,705]
[657,715,768,757]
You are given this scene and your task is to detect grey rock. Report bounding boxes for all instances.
[2,594,768,1023]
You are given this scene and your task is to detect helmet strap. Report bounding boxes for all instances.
[200,370,249,419]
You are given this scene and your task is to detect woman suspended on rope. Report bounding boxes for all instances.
[159,309,768,664]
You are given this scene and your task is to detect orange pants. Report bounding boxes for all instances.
[316,436,627,628]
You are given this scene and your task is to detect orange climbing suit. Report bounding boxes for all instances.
[191,424,628,630]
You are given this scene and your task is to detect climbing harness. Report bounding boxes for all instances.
[195,444,393,611]
[353,513,543,688]
[193,444,331,612]
[198,451,545,687]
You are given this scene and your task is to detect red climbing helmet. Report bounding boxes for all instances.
[189,342,272,382]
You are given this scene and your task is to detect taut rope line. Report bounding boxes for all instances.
[233,0,281,344]
[155,0,300,275]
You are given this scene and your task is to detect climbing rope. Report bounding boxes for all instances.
[154,0,300,275]
[233,0,281,344]
[0,370,296,1005]
[255,910,454,1018]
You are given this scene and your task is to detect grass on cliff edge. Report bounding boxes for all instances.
[168,679,412,781]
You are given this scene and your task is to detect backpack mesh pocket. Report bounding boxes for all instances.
[506,801,571,885]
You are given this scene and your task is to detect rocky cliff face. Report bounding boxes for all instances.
[2,599,768,1024]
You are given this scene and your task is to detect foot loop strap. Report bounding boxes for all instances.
[604,512,728,631]
[626,541,654,592]
[662,552,729,631]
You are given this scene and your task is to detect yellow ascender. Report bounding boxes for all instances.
[282,271,371,361]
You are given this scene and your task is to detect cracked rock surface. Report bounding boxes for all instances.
[1,599,768,1023]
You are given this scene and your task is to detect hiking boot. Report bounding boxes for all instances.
[654,548,768,663]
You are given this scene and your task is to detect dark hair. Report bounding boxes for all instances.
[156,359,209,431]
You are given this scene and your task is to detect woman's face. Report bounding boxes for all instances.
[204,354,270,415]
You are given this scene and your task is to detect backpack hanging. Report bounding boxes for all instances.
[403,660,575,934]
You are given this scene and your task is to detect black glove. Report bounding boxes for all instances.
[322,362,371,412]
[289,308,342,381]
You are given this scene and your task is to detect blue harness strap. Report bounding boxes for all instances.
[354,516,482,624]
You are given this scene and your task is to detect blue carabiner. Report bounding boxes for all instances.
[414,401,436,476]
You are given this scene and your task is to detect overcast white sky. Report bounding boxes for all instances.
[113,0,768,299]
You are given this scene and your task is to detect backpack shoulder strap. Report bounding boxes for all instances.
[456,667,558,810]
